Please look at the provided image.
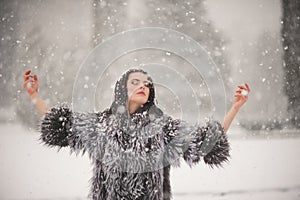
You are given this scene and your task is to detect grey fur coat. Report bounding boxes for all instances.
[40,69,230,200]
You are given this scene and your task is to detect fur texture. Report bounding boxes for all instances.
[40,69,230,200]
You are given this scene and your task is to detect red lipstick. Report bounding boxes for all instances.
[137,91,145,95]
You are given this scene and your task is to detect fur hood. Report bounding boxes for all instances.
[40,69,230,200]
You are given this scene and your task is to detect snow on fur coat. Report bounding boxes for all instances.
[40,69,230,200]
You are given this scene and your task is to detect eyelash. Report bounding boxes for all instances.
[131,80,151,87]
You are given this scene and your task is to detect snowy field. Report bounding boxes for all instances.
[0,124,300,200]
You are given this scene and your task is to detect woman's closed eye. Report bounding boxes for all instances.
[131,79,151,87]
[131,79,140,86]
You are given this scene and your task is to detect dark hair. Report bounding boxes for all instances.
[109,68,163,118]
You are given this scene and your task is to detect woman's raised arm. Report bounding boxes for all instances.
[23,70,49,116]
[222,83,250,133]
[23,70,107,157]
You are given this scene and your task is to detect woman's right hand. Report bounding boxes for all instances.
[23,70,38,96]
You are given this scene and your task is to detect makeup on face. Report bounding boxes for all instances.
[126,72,151,113]
[127,73,151,97]
[130,79,152,88]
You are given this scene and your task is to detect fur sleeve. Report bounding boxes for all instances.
[185,120,230,168]
[40,106,72,147]
[163,116,230,168]
[40,105,107,157]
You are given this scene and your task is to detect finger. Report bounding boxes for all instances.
[24,75,31,81]
[24,80,36,85]
[245,83,250,92]
[24,75,34,81]
[34,74,38,81]
[236,93,246,98]
[25,70,31,76]
[238,85,246,90]
[24,73,29,80]
[236,90,242,93]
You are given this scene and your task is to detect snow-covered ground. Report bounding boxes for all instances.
[0,124,300,200]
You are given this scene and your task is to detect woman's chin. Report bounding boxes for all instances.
[133,97,147,104]
[138,101,147,106]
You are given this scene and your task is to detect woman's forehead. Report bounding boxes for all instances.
[128,72,148,81]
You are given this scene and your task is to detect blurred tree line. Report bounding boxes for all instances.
[1,0,299,130]
[1,0,230,127]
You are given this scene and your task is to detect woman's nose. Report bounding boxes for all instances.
[139,84,145,89]
[138,83,146,89]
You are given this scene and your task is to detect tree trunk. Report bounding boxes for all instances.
[281,0,300,128]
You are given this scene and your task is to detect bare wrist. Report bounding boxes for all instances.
[29,92,38,99]
[231,105,240,112]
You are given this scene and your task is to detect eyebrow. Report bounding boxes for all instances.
[130,78,149,83]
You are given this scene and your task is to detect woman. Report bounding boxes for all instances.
[23,68,250,200]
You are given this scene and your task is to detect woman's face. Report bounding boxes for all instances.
[127,72,150,108]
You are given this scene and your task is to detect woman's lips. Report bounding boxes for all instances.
[137,91,145,95]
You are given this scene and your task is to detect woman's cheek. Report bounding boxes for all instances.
[127,91,133,97]
[127,87,134,97]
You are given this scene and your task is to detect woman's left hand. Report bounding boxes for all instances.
[233,83,250,110]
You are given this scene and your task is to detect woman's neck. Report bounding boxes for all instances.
[128,102,140,114]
